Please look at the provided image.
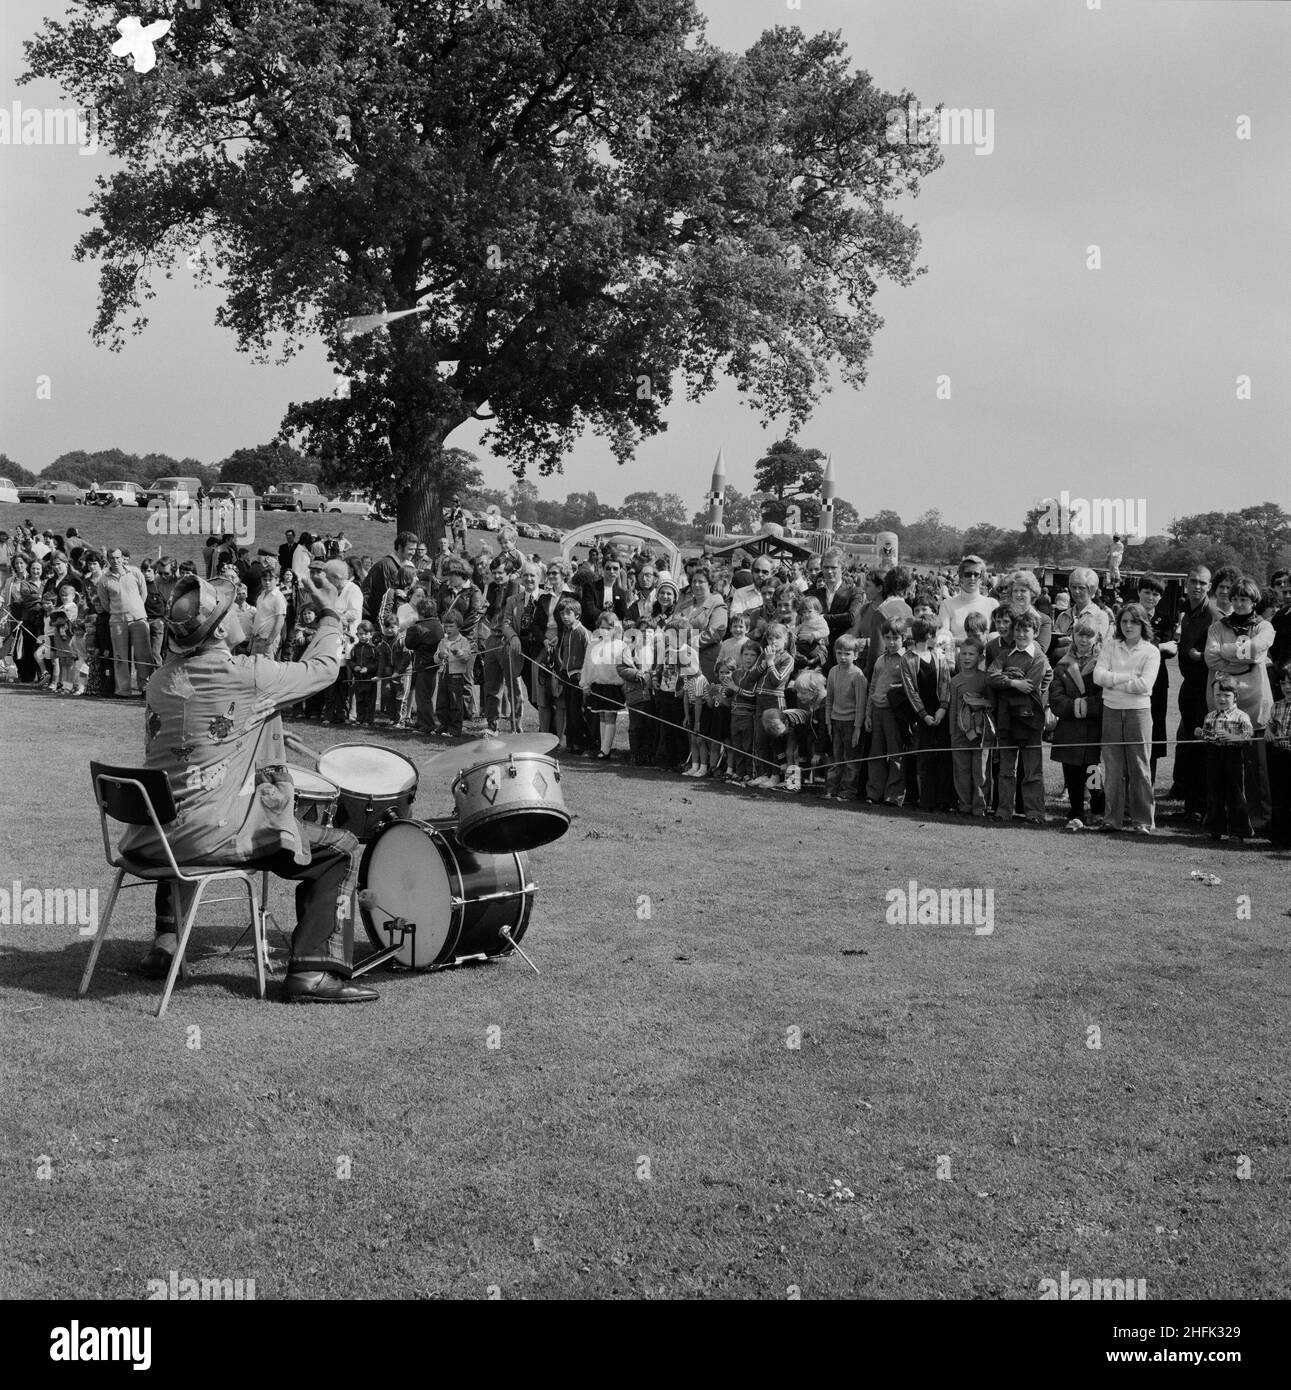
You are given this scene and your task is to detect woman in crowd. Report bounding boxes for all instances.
[1002,570,1052,659]
[1093,602,1161,833]
[1205,576,1274,834]
[7,555,46,683]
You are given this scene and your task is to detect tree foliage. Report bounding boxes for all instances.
[218,442,312,492]
[24,0,941,539]
[753,438,826,505]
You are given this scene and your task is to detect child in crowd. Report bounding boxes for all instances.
[617,626,656,765]
[865,618,909,805]
[553,599,590,756]
[766,670,828,792]
[704,657,734,777]
[349,621,381,727]
[793,596,830,674]
[680,642,709,776]
[749,622,795,788]
[962,609,991,658]
[949,637,993,815]
[901,616,955,812]
[582,613,627,760]
[824,635,868,800]
[1048,617,1104,826]
[987,607,1052,823]
[1197,676,1253,841]
[1266,660,1291,848]
[984,606,1013,665]
[251,558,286,657]
[718,610,748,673]
[912,593,956,664]
[434,613,477,737]
[404,599,445,735]
[50,585,81,693]
[725,641,761,784]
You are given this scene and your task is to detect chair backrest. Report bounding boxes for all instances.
[90,762,178,826]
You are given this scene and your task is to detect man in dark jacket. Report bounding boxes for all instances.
[362,530,419,625]
[808,548,864,673]
[1171,566,1219,820]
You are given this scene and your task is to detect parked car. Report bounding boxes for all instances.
[326,492,377,517]
[17,480,85,505]
[85,481,144,507]
[0,477,20,505]
[206,482,257,503]
[143,476,203,508]
[263,482,325,511]
[515,521,540,539]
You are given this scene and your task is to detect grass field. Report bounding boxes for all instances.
[0,501,564,573]
[2,646,1288,1300]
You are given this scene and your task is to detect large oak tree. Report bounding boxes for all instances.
[25,0,941,542]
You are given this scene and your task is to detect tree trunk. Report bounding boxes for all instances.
[395,416,465,547]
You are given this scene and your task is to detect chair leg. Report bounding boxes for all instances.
[245,875,266,1000]
[169,881,187,981]
[157,877,209,1019]
[77,868,125,998]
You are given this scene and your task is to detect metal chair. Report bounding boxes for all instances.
[81,762,266,1018]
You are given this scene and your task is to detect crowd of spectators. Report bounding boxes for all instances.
[3,517,1289,846]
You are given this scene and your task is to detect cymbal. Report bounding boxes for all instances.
[424,732,560,769]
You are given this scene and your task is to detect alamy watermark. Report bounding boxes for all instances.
[885,101,995,156]
[146,1270,257,1300]
[0,102,98,155]
[885,879,994,935]
[1038,1270,1147,1300]
[146,498,256,544]
[1034,491,1148,541]
[1,880,98,936]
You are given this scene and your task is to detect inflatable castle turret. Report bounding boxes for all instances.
[704,449,726,541]
[817,453,836,552]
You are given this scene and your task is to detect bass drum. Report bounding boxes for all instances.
[357,818,535,970]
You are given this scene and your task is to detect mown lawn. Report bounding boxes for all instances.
[1,681,1287,1300]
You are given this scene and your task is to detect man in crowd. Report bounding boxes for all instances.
[122,568,378,1002]
[808,548,864,671]
[97,547,152,697]
[1171,566,1218,822]
[1268,569,1291,696]
[479,555,521,732]
[362,530,419,626]
[277,529,297,575]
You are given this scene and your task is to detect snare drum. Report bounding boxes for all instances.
[358,819,534,969]
[316,743,418,841]
[452,751,570,854]
[288,767,339,825]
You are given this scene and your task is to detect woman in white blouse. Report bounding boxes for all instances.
[1093,603,1161,833]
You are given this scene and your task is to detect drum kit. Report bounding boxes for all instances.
[280,730,570,978]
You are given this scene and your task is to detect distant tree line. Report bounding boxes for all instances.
[4,442,1286,580]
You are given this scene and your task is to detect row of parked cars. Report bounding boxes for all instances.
[0,476,384,516]
[450,507,562,542]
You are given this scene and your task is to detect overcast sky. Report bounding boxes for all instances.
[1,0,1287,530]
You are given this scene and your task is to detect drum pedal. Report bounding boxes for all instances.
[350,914,417,978]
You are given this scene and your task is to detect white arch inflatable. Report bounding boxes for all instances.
[559,520,680,577]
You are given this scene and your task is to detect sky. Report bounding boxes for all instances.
[1,0,1288,532]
